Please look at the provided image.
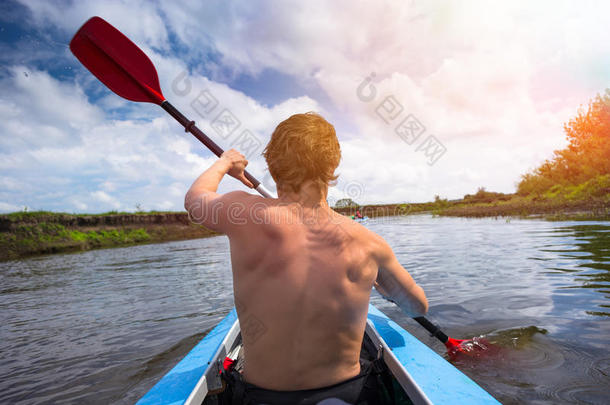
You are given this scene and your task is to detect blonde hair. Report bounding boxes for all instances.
[263,112,341,193]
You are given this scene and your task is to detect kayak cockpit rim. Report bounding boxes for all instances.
[184,317,427,405]
[184,318,241,405]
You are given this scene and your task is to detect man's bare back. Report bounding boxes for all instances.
[228,194,379,389]
[186,170,428,390]
[185,114,426,394]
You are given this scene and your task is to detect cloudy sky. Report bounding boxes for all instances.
[0,0,608,213]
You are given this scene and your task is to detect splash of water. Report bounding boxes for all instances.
[446,335,500,360]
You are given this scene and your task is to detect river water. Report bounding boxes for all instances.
[1,215,609,404]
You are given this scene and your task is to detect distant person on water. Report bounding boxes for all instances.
[355,209,363,219]
[185,112,428,404]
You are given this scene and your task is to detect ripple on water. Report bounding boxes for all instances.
[551,383,610,405]
[2,216,610,404]
[504,336,566,371]
[451,324,610,405]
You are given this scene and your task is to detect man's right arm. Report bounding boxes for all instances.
[373,236,428,317]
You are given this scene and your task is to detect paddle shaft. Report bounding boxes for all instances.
[161,101,273,196]
[413,316,449,344]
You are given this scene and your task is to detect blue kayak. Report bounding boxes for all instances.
[137,304,500,404]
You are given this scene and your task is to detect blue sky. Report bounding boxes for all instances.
[1,0,609,213]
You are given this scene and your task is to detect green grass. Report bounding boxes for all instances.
[65,228,151,246]
[0,221,151,260]
[2,210,58,221]
[1,210,181,222]
[537,175,610,202]
[0,210,220,261]
[437,175,610,219]
[57,226,151,246]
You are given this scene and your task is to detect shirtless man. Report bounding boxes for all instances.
[185,112,428,403]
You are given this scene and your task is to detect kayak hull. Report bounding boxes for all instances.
[137,305,499,405]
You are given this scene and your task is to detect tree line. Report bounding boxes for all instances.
[517,90,610,196]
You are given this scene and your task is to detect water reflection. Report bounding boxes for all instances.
[547,224,610,317]
[368,217,610,405]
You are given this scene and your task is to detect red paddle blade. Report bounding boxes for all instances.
[69,16,165,105]
[446,336,494,358]
[445,337,469,354]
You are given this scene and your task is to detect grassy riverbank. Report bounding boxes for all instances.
[337,198,610,221]
[437,175,610,220]
[335,175,610,221]
[437,195,610,220]
[430,90,610,220]
[3,194,608,261]
[337,86,610,222]
[0,211,217,261]
[3,175,608,261]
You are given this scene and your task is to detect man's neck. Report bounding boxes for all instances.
[277,181,329,209]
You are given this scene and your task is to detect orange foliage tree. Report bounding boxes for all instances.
[518,90,610,195]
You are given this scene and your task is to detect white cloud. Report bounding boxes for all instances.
[0,61,319,212]
[3,0,608,211]
[0,67,103,152]
[90,190,120,208]
[151,0,607,200]
[0,201,23,212]
[18,0,170,51]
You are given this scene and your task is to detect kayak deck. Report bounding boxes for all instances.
[367,305,499,404]
[137,305,499,405]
